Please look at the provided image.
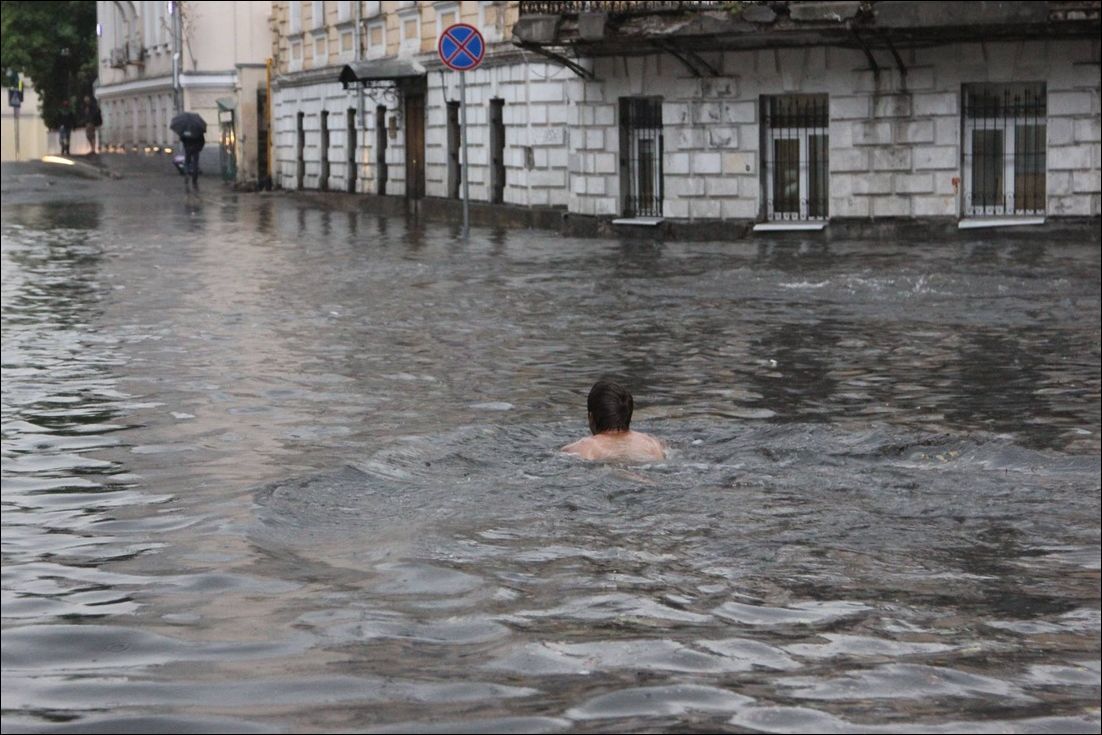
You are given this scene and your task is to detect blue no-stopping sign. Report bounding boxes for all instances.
[438,23,485,72]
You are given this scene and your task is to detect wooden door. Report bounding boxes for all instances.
[404,93,425,199]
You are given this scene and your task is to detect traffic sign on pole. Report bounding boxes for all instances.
[438,23,485,240]
[438,23,485,72]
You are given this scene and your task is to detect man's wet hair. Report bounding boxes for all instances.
[587,380,633,434]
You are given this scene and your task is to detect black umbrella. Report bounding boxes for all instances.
[170,112,207,140]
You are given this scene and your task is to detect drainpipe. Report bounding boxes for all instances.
[266,57,273,187]
[355,0,364,129]
[171,1,183,114]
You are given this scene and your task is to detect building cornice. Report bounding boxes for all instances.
[97,71,238,98]
[273,45,533,90]
[96,75,175,97]
[180,72,238,88]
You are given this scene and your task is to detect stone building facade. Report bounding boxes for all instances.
[271,1,1100,233]
[272,1,543,202]
[96,0,271,183]
[559,38,1100,224]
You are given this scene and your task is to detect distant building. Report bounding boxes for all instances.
[273,1,1101,234]
[1,77,50,161]
[95,1,271,185]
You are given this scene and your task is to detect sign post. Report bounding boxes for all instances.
[438,23,485,239]
[7,76,23,156]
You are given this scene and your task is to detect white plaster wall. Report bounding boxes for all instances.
[425,59,576,207]
[275,81,393,193]
[276,57,579,208]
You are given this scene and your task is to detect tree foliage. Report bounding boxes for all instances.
[1,0,98,128]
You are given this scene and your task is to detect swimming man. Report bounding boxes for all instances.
[562,380,666,462]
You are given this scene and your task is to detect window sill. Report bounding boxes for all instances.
[612,217,665,226]
[958,217,1045,229]
[753,221,828,232]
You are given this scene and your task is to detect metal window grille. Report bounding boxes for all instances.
[761,94,829,221]
[620,97,663,218]
[962,83,1046,217]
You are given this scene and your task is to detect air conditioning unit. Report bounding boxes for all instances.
[126,42,146,66]
[110,47,127,68]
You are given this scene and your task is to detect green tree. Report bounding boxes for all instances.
[1,0,97,128]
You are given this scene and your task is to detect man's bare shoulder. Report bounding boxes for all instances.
[630,431,667,460]
[562,436,600,460]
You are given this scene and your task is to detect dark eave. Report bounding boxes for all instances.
[514,1,1102,59]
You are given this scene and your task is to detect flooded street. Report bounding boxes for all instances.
[2,161,1100,733]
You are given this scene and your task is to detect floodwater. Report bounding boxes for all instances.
[2,180,1100,733]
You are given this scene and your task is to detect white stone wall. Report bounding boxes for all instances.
[274,57,578,208]
[576,49,860,220]
[274,81,393,193]
[572,38,1100,220]
[428,60,576,208]
[833,38,1102,219]
[1042,44,1101,217]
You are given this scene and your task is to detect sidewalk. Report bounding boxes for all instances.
[1,152,186,205]
[5,152,1099,243]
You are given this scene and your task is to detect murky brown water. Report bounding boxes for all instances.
[2,180,1100,733]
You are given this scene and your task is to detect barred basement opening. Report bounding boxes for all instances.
[296,112,305,191]
[619,97,663,218]
[761,94,829,221]
[347,109,357,194]
[962,83,1047,217]
[447,101,460,199]
[376,105,388,196]
[320,110,330,192]
[490,98,506,205]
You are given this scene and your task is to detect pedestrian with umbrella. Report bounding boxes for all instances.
[171,111,207,191]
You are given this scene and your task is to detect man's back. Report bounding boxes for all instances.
[563,430,665,462]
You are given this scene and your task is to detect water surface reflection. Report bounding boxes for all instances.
[2,189,1099,733]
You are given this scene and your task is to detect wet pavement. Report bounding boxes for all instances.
[2,156,1100,733]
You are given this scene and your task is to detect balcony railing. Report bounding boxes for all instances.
[519,1,723,15]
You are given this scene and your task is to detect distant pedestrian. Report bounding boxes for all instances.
[171,112,208,192]
[82,95,102,155]
[57,100,75,156]
[180,131,205,191]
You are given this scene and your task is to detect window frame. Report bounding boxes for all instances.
[619,96,664,218]
[761,94,830,222]
[365,18,386,59]
[961,82,1047,217]
[398,6,421,56]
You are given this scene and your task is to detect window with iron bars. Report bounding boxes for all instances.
[619,97,663,218]
[962,83,1046,217]
[761,94,829,221]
